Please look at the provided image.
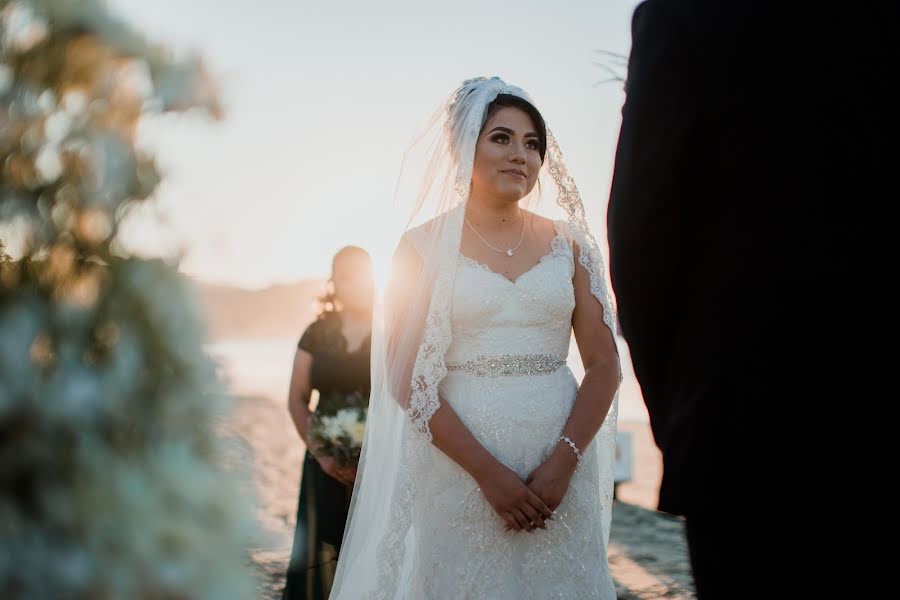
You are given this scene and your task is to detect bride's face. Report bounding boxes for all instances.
[471,107,541,203]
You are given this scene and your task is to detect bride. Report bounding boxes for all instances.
[330,77,621,599]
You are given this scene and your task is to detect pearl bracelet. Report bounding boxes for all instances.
[558,435,582,464]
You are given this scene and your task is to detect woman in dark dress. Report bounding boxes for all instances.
[283,246,374,600]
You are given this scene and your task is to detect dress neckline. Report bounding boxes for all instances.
[458,231,568,286]
[330,312,371,355]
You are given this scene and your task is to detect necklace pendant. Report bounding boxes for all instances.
[506,249,514,257]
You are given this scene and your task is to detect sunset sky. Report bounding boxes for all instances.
[111,0,639,290]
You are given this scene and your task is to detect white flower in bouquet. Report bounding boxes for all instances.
[334,408,360,436]
[322,416,344,442]
[349,421,366,446]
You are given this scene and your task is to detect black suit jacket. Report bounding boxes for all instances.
[608,0,895,516]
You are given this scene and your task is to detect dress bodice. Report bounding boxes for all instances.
[445,225,575,366]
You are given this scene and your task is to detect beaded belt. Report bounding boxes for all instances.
[446,353,566,377]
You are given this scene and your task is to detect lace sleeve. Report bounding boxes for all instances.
[553,218,618,336]
[384,220,453,435]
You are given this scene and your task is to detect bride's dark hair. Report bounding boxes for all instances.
[483,94,548,163]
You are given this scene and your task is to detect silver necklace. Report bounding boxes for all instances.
[464,209,526,257]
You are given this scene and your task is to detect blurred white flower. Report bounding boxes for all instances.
[45,110,73,143]
[34,144,63,183]
[334,408,359,426]
[321,415,343,441]
[349,422,366,445]
[62,89,88,115]
[0,215,34,260]
[116,59,154,102]
[37,89,55,114]
[332,408,358,438]
[2,2,48,53]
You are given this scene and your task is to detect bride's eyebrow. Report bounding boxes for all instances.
[487,126,539,137]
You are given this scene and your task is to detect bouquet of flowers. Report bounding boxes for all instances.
[308,404,367,468]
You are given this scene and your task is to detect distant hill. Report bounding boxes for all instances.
[191,278,326,342]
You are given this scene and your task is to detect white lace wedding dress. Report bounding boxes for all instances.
[408,222,616,599]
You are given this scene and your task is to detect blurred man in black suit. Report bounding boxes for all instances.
[608,1,894,597]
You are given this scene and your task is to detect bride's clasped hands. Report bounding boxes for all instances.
[474,442,578,533]
[524,444,579,515]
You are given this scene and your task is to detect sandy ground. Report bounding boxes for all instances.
[224,395,695,599]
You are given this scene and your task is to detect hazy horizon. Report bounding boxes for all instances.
[110,0,638,290]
